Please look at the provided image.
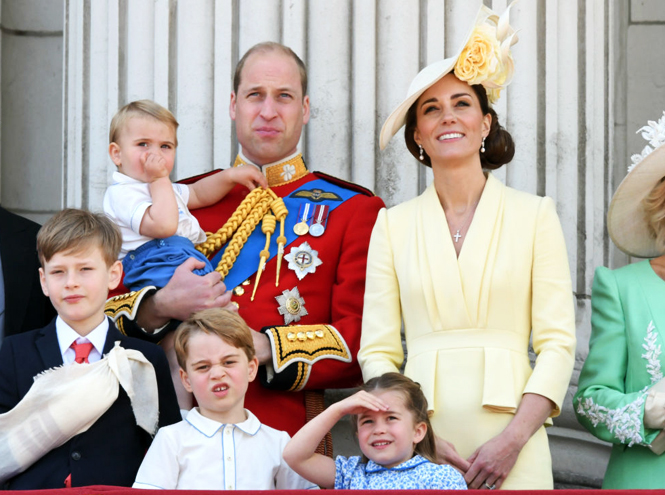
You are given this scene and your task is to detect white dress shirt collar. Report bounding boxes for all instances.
[186,407,261,437]
[56,316,109,364]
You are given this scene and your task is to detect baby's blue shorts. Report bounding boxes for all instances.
[122,235,214,291]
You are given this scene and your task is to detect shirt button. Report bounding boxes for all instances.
[227,456,232,461]
[227,486,232,490]
[71,451,81,461]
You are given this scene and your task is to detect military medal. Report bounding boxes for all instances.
[276,286,308,325]
[293,203,312,236]
[284,242,322,280]
[309,205,329,237]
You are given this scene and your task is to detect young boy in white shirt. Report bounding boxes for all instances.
[132,308,317,490]
[103,100,267,291]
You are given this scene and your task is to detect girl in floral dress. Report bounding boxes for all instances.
[283,373,467,490]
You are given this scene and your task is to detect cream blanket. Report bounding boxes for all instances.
[0,342,159,483]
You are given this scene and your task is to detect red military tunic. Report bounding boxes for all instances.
[106,153,384,437]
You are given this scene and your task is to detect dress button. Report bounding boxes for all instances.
[71,451,81,461]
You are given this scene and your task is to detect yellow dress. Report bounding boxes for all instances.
[358,174,576,489]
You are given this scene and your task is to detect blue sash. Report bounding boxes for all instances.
[210,178,359,289]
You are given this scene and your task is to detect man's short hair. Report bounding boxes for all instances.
[233,42,308,97]
[174,308,256,370]
[109,99,179,146]
[37,209,122,267]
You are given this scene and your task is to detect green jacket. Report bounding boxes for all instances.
[575,261,665,489]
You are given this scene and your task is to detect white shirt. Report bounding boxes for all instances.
[133,408,317,490]
[55,316,108,364]
[103,172,207,259]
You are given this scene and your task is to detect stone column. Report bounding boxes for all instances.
[1,0,63,224]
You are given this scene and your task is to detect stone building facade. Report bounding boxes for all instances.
[2,0,665,487]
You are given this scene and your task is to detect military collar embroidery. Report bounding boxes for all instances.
[233,152,309,187]
[365,455,429,473]
[185,407,261,437]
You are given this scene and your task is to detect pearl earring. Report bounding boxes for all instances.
[481,137,486,153]
[418,144,424,161]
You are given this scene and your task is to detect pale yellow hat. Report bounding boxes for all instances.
[379,1,519,150]
[608,112,665,258]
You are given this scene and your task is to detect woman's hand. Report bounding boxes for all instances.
[464,431,521,489]
[435,436,470,474]
[464,393,555,489]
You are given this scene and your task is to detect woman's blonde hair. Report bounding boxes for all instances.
[644,177,665,254]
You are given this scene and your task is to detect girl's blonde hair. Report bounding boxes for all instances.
[644,177,665,255]
[352,372,437,463]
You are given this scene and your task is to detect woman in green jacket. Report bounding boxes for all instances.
[575,111,665,489]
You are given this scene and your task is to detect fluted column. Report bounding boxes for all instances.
[1,0,63,224]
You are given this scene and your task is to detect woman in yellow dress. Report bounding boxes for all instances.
[358,3,576,490]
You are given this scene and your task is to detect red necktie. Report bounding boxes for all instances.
[70,341,94,364]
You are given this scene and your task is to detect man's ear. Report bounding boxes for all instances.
[302,95,310,125]
[229,92,237,120]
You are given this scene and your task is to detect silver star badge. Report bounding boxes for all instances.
[275,286,308,325]
[284,242,322,280]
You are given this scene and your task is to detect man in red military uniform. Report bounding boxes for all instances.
[106,42,384,441]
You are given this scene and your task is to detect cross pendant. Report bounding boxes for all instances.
[453,230,462,243]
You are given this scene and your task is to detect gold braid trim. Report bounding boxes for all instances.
[216,194,271,278]
[194,187,285,282]
[195,187,267,257]
[263,324,352,374]
[105,286,157,331]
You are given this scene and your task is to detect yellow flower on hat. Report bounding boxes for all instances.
[455,25,501,86]
[454,3,518,104]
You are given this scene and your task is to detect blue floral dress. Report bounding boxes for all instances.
[334,455,467,490]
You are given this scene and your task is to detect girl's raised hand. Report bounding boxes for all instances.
[332,390,390,417]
